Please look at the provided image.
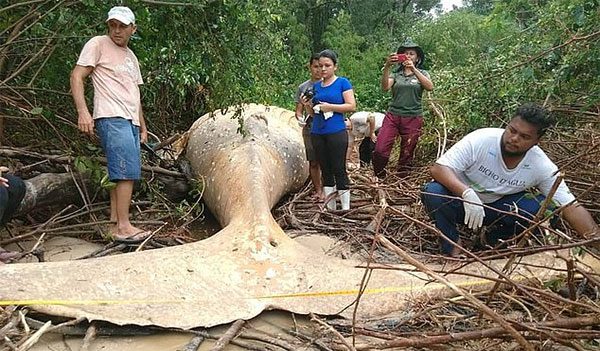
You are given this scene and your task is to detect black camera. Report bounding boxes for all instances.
[303,88,314,100]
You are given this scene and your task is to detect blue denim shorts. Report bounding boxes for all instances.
[95,117,141,181]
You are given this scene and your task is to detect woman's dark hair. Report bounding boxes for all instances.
[309,52,320,64]
[318,49,338,65]
[513,103,555,136]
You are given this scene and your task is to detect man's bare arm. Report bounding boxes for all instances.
[561,203,599,239]
[294,102,304,121]
[70,65,94,135]
[139,107,148,144]
[429,163,469,196]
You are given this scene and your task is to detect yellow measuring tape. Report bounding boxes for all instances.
[256,275,504,299]
[0,276,502,306]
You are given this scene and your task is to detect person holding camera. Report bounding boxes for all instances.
[373,38,433,179]
[301,49,356,211]
[295,53,323,200]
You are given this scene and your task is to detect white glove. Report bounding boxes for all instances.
[313,104,334,119]
[297,115,307,127]
[461,188,485,230]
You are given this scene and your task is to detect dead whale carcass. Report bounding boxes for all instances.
[186,104,309,228]
[0,104,591,329]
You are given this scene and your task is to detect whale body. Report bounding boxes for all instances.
[0,104,585,329]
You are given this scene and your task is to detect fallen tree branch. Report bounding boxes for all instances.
[376,234,535,351]
[16,320,50,351]
[352,315,600,350]
[311,313,356,351]
[0,147,186,178]
[208,319,245,351]
[183,334,205,351]
[79,322,97,351]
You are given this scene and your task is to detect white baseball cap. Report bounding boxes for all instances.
[106,6,135,25]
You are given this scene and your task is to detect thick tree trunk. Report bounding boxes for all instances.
[17,173,86,215]
[15,172,190,215]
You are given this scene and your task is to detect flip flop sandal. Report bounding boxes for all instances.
[113,230,152,244]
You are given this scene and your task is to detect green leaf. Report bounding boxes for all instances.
[85,144,100,152]
[30,107,43,115]
[100,174,117,190]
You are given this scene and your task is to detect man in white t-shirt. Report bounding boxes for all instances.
[70,6,150,244]
[421,103,598,256]
[345,111,385,169]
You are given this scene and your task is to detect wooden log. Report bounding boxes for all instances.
[13,171,190,216]
[79,323,97,351]
[183,335,205,351]
[208,319,245,351]
[0,147,192,208]
[18,173,87,215]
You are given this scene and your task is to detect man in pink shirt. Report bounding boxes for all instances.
[70,6,150,243]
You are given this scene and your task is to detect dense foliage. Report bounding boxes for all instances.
[1,0,598,149]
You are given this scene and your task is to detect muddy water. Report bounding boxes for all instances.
[24,234,342,351]
[31,311,313,351]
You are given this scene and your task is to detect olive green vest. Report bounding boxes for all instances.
[387,69,430,116]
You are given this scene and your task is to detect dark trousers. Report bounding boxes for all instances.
[312,130,349,190]
[421,181,553,255]
[372,112,423,178]
[359,137,375,166]
[0,174,26,224]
